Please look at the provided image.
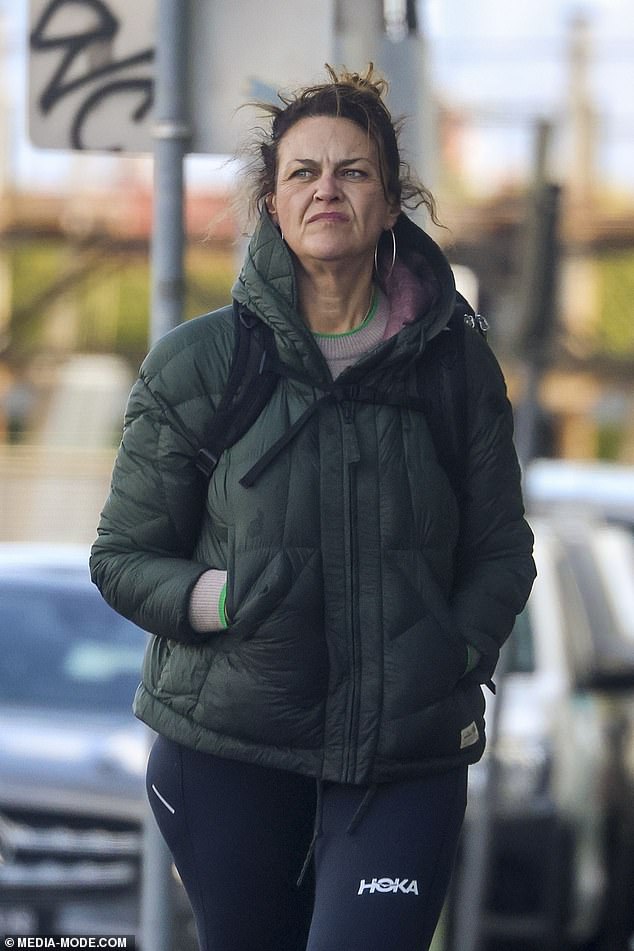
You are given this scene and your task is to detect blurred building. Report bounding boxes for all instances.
[0,10,633,544]
[0,165,237,435]
[433,14,634,463]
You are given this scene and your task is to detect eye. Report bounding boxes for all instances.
[290,167,315,179]
[341,168,367,180]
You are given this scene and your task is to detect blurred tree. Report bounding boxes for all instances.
[596,251,634,356]
[4,236,234,369]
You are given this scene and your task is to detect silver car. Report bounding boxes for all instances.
[0,544,195,947]
[3,526,633,951]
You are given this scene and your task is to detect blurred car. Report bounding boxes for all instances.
[0,544,196,948]
[525,458,634,531]
[449,517,634,951]
[4,524,634,951]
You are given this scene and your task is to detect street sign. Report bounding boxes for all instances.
[28,0,156,152]
[28,0,336,155]
[186,0,336,155]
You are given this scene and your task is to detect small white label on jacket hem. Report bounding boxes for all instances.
[460,721,479,749]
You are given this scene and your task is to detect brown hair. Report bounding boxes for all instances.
[237,64,439,227]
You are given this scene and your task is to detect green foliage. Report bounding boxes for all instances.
[9,241,67,351]
[6,237,235,368]
[596,252,634,355]
[105,263,151,363]
[11,241,63,302]
[185,245,235,321]
[596,424,624,461]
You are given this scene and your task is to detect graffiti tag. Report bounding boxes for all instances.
[29,0,155,151]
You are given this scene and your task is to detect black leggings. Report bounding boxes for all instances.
[147,736,467,951]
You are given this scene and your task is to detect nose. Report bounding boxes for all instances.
[314,170,341,201]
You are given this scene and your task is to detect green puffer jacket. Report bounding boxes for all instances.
[91,211,535,785]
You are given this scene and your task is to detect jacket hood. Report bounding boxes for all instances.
[231,209,457,379]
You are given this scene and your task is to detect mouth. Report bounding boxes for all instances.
[307,212,349,224]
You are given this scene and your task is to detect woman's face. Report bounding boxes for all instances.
[266,116,399,271]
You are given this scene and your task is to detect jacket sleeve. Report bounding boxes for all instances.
[449,328,536,682]
[90,318,229,643]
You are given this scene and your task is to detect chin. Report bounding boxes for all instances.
[302,242,369,267]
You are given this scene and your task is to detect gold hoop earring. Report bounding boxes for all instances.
[374,228,397,281]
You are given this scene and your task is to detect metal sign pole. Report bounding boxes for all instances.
[514,121,560,468]
[149,0,191,344]
[141,1,191,949]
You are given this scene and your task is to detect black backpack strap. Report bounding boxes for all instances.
[237,378,434,489]
[201,293,487,496]
[414,293,486,500]
[196,302,279,478]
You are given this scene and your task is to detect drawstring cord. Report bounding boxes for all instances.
[346,783,378,834]
[296,782,380,887]
[296,780,324,887]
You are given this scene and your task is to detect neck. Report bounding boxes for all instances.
[296,258,375,335]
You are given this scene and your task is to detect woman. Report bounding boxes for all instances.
[91,66,535,951]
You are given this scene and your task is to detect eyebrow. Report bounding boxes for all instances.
[287,157,371,165]
[282,156,374,172]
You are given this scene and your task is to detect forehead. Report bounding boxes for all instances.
[276,116,378,164]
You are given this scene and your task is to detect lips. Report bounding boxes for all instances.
[307,212,349,223]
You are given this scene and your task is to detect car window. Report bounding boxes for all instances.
[0,580,146,712]
[554,547,598,678]
[593,530,634,646]
[504,607,535,673]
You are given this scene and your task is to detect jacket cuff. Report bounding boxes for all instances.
[188,569,228,632]
[465,644,482,674]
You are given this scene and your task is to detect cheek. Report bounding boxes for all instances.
[267,187,295,227]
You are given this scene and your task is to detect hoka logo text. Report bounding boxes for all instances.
[357,877,419,895]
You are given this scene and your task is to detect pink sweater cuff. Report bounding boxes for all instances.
[188,569,228,632]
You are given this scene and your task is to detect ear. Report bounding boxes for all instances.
[265,192,278,222]
[385,203,400,230]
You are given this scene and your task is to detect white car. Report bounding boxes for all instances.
[525,459,634,530]
[450,518,634,951]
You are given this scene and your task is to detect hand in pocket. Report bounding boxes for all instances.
[225,552,292,638]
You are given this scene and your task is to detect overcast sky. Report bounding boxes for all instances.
[425,0,634,192]
[3,0,633,197]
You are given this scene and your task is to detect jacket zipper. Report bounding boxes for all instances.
[342,400,361,782]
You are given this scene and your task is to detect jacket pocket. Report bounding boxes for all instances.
[224,549,293,640]
[192,549,327,747]
[383,549,468,709]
